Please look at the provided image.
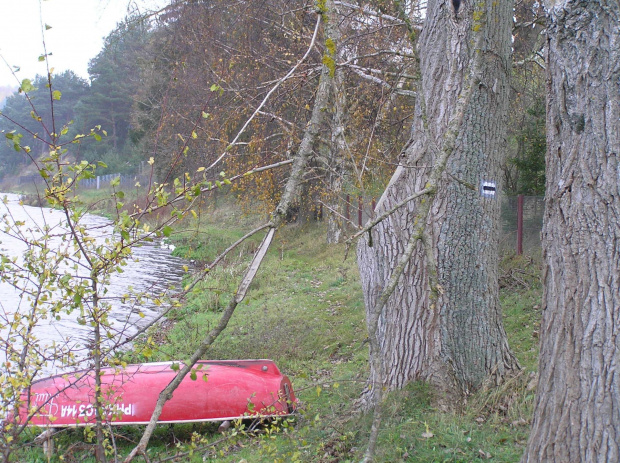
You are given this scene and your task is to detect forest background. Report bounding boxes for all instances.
[0,0,546,199]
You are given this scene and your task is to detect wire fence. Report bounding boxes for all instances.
[79,173,151,189]
[16,173,151,189]
[500,195,544,255]
[330,194,544,255]
[14,173,545,255]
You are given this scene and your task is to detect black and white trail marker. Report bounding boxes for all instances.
[481,180,497,198]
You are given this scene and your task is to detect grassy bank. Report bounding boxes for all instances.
[13,196,542,462]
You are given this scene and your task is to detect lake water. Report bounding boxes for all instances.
[0,193,187,373]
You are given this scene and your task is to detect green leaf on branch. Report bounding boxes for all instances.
[162,225,172,237]
[19,79,35,93]
[52,90,62,100]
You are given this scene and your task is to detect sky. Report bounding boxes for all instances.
[0,0,169,90]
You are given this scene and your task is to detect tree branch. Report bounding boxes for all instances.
[204,14,322,175]
[344,186,432,259]
[123,4,340,459]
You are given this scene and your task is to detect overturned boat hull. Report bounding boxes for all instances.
[17,360,296,427]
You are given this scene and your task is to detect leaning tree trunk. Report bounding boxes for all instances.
[357,0,519,403]
[326,33,348,244]
[123,3,338,460]
[522,1,620,461]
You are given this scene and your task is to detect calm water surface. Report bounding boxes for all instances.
[0,193,187,372]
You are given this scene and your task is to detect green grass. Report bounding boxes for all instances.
[13,200,544,462]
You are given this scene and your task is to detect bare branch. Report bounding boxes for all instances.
[343,63,418,80]
[344,186,432,258]
[344,64,418,96]
[122,226,275,463]
[334,1,419,27]
[124,4,340,458]
[514,51,546,70]
[204,14,322,174]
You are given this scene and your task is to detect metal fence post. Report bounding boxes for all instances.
[517,194,524,255]
[358,196,362,227]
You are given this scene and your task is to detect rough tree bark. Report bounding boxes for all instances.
[357,0,519,403]
[522,1,620,461]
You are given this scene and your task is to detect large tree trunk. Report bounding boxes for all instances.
[522,1,620,461]
[357,0,519,403]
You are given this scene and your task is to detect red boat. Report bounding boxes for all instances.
[16,360,296,427]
